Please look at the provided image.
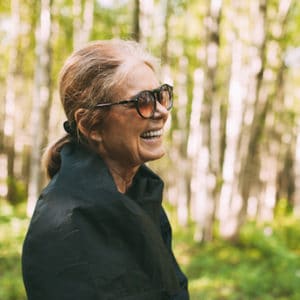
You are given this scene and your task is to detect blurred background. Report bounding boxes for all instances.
[1,0,300,299]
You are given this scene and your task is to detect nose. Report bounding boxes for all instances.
[152,100,169,121]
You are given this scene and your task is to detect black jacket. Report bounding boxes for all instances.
[22,143,189,300]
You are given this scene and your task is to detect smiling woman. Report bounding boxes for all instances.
[21,39,189,300]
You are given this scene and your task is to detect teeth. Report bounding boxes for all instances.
[141,129,163,138]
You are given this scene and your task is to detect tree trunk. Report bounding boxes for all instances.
[188,68,204,225]
[132,0,140,41]
[263,0,294,218]
[218,37,246,239]
[73,0,94,50]
[73,0,82,50]
[218,0,268,239]
[192,0,222,242]
[242,0,292,223]
[3,0,20,204]
[236,0,268,228]
[159,0,189,225]
[81,0,94,44]
[220,0,292,235]
[174,57,189,226]
[27,0,53,216]
[293,130,300,216]
[161,0,171,65]
[138,0,154,45]
[259,55,291,222]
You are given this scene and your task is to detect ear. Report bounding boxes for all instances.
[90,130,102,143]
[74,108,89,137]
[74,108,103,143]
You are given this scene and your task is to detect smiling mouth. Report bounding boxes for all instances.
[140,129,163,139]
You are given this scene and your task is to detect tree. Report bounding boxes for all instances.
[219,0,294,239]
[132,0,140,41]
[3,0,20,204]
[73,0,94,50]
[192,0,223,242]
[27,0,53,216]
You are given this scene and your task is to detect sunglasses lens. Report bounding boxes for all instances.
[136,85,173,118]
[137,92,155,118]
[159,85,173,110]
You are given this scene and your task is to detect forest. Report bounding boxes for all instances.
[1,0,300,299]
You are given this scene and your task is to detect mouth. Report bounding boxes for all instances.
[140,129,163,140]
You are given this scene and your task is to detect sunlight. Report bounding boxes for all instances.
[97,0,128,8]
[187,69,203,158]
[247,196,258,218]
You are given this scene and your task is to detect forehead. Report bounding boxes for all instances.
[116,62,160,100]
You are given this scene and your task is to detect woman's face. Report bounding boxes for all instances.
[96,62,170,169]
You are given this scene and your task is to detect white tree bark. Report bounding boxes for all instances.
[139,0,154,46]
[175,57,189,226]
[73,0,94,50]
[3,0,20,203]
[191,0,222,242]
[27,0,52,216]
[188,68,206,241]
[218,38,246,238]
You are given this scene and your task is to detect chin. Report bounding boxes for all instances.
[144,150,166,163]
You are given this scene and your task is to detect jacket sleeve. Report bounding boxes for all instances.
[22,210,100,300]
[160,207,190,300]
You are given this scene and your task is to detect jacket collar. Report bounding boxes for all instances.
[57,142,164,206]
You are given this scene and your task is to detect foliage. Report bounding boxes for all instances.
[0,202,28,300]
[6,177,27,205]
[171,208,300,299]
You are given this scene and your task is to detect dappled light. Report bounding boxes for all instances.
[1,0,300,299]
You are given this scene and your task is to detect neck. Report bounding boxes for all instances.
[104,160,140,193]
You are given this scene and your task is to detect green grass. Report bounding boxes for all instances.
[1,201,300,300]
[173,217,300,300]
[0,202,28,300]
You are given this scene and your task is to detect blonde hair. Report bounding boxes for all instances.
[43,39,158,178]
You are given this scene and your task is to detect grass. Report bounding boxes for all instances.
[1,201,300,300]
[172,216,300,300]
[0,202,28,300]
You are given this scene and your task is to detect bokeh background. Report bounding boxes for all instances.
[1,0,300,299]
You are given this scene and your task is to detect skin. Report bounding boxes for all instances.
[76,61,170,193]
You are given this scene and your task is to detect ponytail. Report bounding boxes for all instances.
[42,135,72,179]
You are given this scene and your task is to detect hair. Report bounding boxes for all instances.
[43,39,159,179]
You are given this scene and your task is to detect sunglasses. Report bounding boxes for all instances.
[94,84,173,119]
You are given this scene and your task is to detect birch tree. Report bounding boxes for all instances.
[218,0,269,239]
[191,0,222,242]
[73,0,94,50]
[172,56,189,226]
[132,0,140,41]
[234,0,268,231]
[138,0,154,45]
[27,0,53,216]
[257,0,293,222]
[3,0,20,204]
[219,0,293,238]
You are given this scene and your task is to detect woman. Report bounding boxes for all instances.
[22,39,189,300]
